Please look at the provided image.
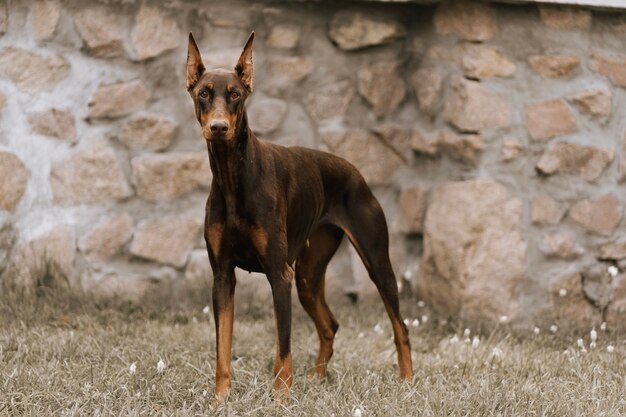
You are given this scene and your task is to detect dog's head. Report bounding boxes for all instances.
[186,32,254,142]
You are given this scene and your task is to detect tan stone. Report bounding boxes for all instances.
[541,233,583,260]
[0,47,69,93]
[582,264,613,310]
[550,273,599,322]
[524,99,577,141]
[437,130,484,164]
[0,92,5,110]
[461,44,515,79]
[74,6,124,57]
[620,133,626,182]
[267,24,300,49]
[303,81,353,123]
[416,179,526,321]
[31,0,61,42]
[444,76,511,131]
[536,141,614,181]
[321,128,403,185]
[566,89,612,122]
[247,97,288,135]
[398,186,427,234]
[411,68,442,116]
[185,249,212,282]
[589,53,626,88]
[528,54,579,78]
[569,194,622,236]
[434,0,497,41]
[130,215,202,268]
[500,139,524,162]
[328,11,405,51]
[371,125,412,155]
[598,240,626,261]
[539,6,592,30]
[531,195,565,226]
[131,5,182,60]
[607,273,626,328]
[0,2,6,36]
[88,80,150,119]
[201,48,241,70]
[79,213,133,262]
[270,56,313,82]
[0,152,28,212]
[131,153,211,202]
[411,130,438,156]
[28,108,76,143]
[51,142,131,204]
[117,115,176,151]
[357,61,406,117]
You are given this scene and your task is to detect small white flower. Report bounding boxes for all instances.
[463,328,471,338]
[550,325,558,333]
[421,315,428,323]
[499,315,508,324]
[358,332,365,339]
[417,300,425,308]
[577,338,585,349]
[192,316,198,323]
[472,336,480,348]
[352,407,363,417]
[559,288,567,297]
[464,338,471,344]
[608,265,619,278]
[129,362,137,375]
[403,270,412,280]
[374,323,383,335]
[403,318,410,326]
[450,335,459,344]
[600,322,607,331]
[607,345,615,353]
[202,389,208,397]
[590,328,597,342]
[580,347,587,354]
[157,359,166,374]
[439,318,448,326]
[491,347,502,358]
[202,305,210,315]
[533,326,540,335]
[590,341,596,349]
[411,319,420,328]
[397,280,403,292]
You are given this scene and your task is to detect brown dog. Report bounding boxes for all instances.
[186,31,412,402]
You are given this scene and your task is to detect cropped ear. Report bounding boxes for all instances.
[186,32,205,91]
[235,31,255,92]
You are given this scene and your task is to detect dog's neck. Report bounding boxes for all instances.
[206,110,260,209]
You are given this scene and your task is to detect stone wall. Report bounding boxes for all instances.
[1,0,625,325]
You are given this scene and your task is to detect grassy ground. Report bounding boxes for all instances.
[1,285,625,416]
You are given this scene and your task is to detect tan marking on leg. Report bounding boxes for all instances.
[207,223,224,258]
[381,298,413,380]
[215,297,234,400]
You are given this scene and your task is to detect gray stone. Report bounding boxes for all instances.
[247,97,288,136]
[0,152,28,212]
[550,273,600,322]
[28,108,77,143]
[582,264,613,310]
[267,24,300,49]
[131,153,211,202]
[598,240,626,261]
[444,76,511,131]
[79,213,133,262]
[74,6,124,57]
[398,186,427,234]
[131,5,182,60]
[117,115,177,151]
[303,80,353,123]
[51,142,131,204]
[0,47,69,93]
[417,179,526,321]
[129,215,202,268]
[270,56,313,83]
[328,11,405,51]
[88,80,150,119]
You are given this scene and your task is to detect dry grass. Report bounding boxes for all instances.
[1,284,625,416]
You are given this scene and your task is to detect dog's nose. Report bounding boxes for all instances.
[210,120,229,135]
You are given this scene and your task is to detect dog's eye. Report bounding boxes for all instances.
[199,90,209,99]
[230,91,240,100]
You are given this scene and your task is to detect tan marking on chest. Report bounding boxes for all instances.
[207,223,224,258]
[249,226,268,257]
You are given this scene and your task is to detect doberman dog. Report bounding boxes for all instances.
[186,31,413,402]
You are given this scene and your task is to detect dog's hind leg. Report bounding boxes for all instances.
[295,224,344,379]
[339,185,413,380]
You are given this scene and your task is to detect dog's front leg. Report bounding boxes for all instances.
[268,264,294,397]
[212,268,236,404]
